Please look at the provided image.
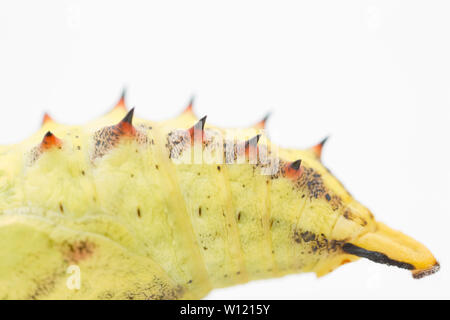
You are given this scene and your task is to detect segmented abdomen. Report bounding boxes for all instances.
[0,99,438,300]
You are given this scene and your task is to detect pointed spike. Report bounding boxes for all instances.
[121,107,135,125]
[115,107,136,135]
[188,116,207,142]
[183,95,196,115]
[197,115,207,131]
[285,159,303,179]
[290,159,302,170]
[244,134,261,160]
[191,115,207,132]
[311,136,329,159]
[253,112,271,129]
[245,134,261,150]
[42,113,54,126]
[114,87,127,110]
[41,131,62,150]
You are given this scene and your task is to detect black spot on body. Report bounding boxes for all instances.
[300,231,316,242]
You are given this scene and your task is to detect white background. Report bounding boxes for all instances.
[0,1,448,299]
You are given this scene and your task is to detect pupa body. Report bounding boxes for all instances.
[0,93,439,299]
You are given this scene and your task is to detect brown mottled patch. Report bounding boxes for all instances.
[91,125,148,160]
[27,146,42,165]
[412,262,440,279]
[292,229,343,254]
[28,273,58,300]
[298,167,326,199]
[166,130,191,159]
[26,133,62,165]
[328,194,342,211]
[65,241,95,263]
[123,279,184,300]
[274,162,342,209]
[167,128,226,162]
[343,209,367,226]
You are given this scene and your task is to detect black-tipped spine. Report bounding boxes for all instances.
[196,115,207,131]
[290,159,302,170]
[245,134,261,149]
[122,107,135,125]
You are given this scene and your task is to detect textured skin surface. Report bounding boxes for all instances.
[0,93,439,299]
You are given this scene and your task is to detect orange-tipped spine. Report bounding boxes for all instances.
[114,87,127,110]
[115,108,136,136]
[188,116,207,143]
[40,131,62,150]
[284,159,303,179]
[253,112,271,130]
[311,136,329,159]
